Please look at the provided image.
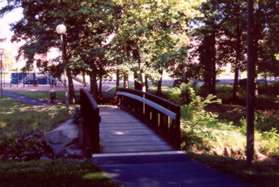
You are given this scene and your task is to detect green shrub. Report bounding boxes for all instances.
[255,111,279,132]
[164,87,181,103]
[216,85,233,100]
[180,85,279,158]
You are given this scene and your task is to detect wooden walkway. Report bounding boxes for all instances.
[93,105,247,187]
[99,105,173,153]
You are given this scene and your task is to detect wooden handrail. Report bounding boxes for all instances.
[116,88,181,149]
[80,88,100,155]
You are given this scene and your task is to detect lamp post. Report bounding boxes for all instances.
[56,23,69,109]
[0,48,4,98]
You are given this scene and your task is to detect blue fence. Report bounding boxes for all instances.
[11,73,57,85]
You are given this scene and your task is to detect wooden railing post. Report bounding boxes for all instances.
[80,89,101,155]
[174,107,181,149]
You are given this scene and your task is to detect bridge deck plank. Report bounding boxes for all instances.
[99,105,173,153]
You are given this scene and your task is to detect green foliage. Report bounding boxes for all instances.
[0,160,115,187]
[215,84,233,100]
[108,0,202,84]
[180,86,244,156]
[260,128,279,155]
[165,87,181,103]
[177,85,279,158]
[181,84,220,119]
[0,0,119,76]
[255,111,279,132]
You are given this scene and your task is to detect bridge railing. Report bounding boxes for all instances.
[80,88,101,155]
[116,88,181,149]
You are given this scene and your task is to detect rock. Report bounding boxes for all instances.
[44,118,84,159]
[223,147,231,157]
[0,116,84,161]
[212,147,223,156]
[64,148,83,158]
[255,149,268,161]
[45,119,79,145]
[72,108,82,123]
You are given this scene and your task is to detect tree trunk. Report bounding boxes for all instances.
[61,34,75,104]
[246,0,255,165]
[157,70,163,96]
[82,71,86,87]
[66,69,75,104]
[210,31,216,95]
[99,74,102,97]
[90,63,98,98]
[133,71,136,88]
[123,73,128,88]
[233,13,242,101]
[232,66,239,100]
[200,32,216,96]
[116,69,120,89]
[145,74,149,92]
[264,72,268,89]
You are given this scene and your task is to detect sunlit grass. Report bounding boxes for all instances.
[0,97,69,140]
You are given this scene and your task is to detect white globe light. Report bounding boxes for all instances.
[56,24,67,34]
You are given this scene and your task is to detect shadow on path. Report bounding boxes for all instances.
[3,90,48,105]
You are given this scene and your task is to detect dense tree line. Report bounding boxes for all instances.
[180,0,279,98]
[1,1,278,96]
[0,0,202,99]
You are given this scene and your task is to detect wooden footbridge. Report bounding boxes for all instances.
[79,88,181,154]
[79,88,247,187]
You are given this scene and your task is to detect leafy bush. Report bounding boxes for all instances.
[216,85,233,100]
[255,111,279,132]
[180,85,279,158]
[164,87,181,103]
[259,128,279,155]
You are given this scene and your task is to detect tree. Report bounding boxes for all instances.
[217,0,246,100]
[1,0,119,100]
[191,0,224,96]
[246,0,255,165]
[111,0,200,94]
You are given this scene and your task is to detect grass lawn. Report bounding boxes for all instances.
[0,97,116,186]
[0,97,68,139]
[15,90,70,101]
[0,159,116,187]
